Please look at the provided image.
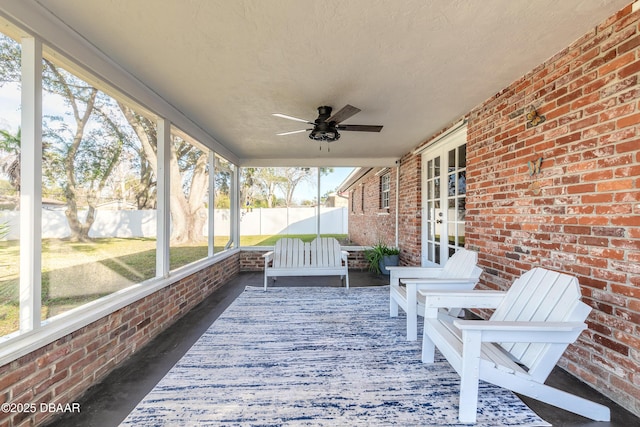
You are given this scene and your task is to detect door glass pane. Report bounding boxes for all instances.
[458,171,466,195]
[448,148,456,171]
[423,154,441,265]
[446,143,466,254]
[422,131,467,266]
[458,145,467,168]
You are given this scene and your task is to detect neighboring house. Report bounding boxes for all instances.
[323,192,348,208]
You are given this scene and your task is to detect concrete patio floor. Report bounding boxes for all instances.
[45,271,639,427]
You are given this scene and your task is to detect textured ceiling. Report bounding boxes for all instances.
[35,0,629,166]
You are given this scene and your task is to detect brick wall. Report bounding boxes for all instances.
[347,169,398,248]
[240,249,268,271]
[397,152,423,266]
[465,3,640,414]
[0,253,239,426]
[345,2,640,416]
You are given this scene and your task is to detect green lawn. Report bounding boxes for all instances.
[0,234,347,336]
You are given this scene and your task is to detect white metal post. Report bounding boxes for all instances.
[19,36,42,332]
[156,119,170,277]
[230,164,240,248]
[208,151,215,257]
[316,167,321,238]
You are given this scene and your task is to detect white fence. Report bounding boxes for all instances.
[0,207,348,240]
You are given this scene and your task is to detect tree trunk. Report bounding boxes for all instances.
[119,104,209,245]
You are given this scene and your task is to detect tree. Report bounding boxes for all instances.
[239,167,335,208]
[0,127,20,192]
[256,168,286,208]
[275,167,312,207]
[119,104,210,244]
[42,61,124,242]
[275,167,334,206]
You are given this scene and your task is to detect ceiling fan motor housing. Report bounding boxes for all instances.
[310,106,340,141]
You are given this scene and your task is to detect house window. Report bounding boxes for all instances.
[360,184,365,212]
[380,173,391,209]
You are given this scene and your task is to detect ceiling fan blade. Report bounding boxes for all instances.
[338,124,383,132]
[272,113,314,124]
[277,129,310,136]
[327,104,361,124]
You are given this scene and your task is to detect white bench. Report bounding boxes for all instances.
[420,267,610,423]
[387,248,482,340]
[262,237,349,290]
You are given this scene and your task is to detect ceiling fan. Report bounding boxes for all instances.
[273,105,383,142]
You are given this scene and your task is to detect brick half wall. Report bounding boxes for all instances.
[0,253,240,426]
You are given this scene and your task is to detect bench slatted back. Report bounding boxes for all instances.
[491,267,591,381]
[273,238,305,268]
[310,237,342,267]
[441,248,478,279]
[273,237,343,268]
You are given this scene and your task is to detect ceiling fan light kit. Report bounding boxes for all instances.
[273,104,383,144]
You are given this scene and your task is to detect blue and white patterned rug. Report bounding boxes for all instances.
[121,286,550,426]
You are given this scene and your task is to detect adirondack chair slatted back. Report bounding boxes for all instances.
[491,267,591,381]
[440,248,478,279]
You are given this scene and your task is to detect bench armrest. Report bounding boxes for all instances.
[262,251,274,263]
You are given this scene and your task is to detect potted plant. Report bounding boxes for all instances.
[365,242,400,275]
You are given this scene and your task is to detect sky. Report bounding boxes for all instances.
[295,167,354,202]
[0,84,21,132]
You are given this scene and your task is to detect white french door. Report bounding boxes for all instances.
[421,126,467,266]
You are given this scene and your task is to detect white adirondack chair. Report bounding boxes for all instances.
[262,237,349,290]
[420,267,610,423]
[387,248,482,340]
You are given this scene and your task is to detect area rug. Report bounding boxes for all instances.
[121,286,550,426]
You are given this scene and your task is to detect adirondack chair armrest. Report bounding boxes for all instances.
[341,250,349,261]
[387,266,445,279]
[403,277,479,287]
[419,290,507,310]
[453,319,587,343]
[262,251,274,261]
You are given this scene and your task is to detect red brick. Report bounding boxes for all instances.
[617,112,640,128]
[597,179,634,192]
[575,93,605,112]
[581,192,613,204]
[600,103,636,121]
[618,58,640,79]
